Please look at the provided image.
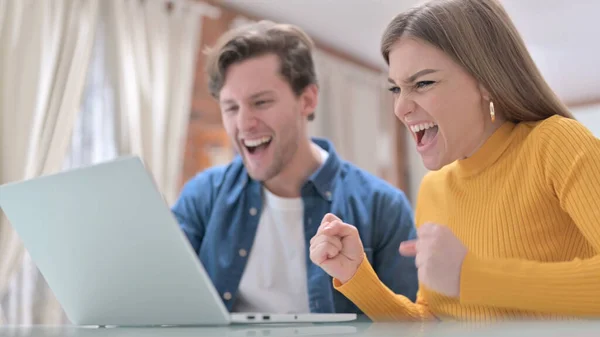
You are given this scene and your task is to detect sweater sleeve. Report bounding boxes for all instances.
[333,255,435,321]
[460,117,600,317]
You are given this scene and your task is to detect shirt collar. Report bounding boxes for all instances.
[305,137,340,201]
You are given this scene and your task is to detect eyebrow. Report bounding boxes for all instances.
[220,90,275,105]
[388,68,440,85]
[250,90,274,99]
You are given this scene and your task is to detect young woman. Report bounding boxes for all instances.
[309,0,600,321]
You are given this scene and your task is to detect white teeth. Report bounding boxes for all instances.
[243,136,272,148]
[410,122,437,133]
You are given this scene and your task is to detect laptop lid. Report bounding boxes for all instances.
[0,156,231,326]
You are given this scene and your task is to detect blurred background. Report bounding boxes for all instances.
[0,0,598,325]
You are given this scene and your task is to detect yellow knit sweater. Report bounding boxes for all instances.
[335,115,600,321]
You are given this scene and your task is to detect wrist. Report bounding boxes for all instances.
[337,256,364,284]
[337,272,355,285]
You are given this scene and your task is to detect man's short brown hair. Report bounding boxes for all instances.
[205,20,318,121]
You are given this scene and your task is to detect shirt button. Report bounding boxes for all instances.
[249,207,257,216]
[308,218,312,224]
[325,191,332,199]
[239,249,247,257]
[223,292,232,301]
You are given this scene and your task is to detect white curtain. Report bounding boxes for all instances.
[2,14,117,326]
[106,0,219,205]
[0,0,99,324]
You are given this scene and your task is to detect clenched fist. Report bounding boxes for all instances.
[309,213,365,283]
[399,223,467,298]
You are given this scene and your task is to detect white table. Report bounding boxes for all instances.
[2,320,600,337]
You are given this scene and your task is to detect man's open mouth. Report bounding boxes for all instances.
[243,136,272,154]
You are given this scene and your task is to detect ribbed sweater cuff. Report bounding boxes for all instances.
[333,255,420,321]
[334,256,394,315]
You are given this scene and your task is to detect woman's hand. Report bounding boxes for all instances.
[309,213,365,284]
[400,223,468,298]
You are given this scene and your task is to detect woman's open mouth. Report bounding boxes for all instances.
[410,122,439,148]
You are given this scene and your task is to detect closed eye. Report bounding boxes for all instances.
[255,99,274,108]
[223,105,238,114]
[388,86,400,94]
[416,81,435,89]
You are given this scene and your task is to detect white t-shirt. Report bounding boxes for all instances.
[232,144,329,313]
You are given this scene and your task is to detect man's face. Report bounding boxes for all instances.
[219,54,315,181]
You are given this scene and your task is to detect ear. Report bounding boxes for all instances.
[478,83,492,102]
[299,84,318,118]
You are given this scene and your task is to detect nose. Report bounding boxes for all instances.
[393,94,415,121]
[237,105,258,132]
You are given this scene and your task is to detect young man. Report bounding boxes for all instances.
[171,21,417,315]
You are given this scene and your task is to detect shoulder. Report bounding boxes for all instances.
[527,114,594,145]
[525,115,599,162]
[337,160,412,212]
[492,115,600,196]
[179,156,246,198]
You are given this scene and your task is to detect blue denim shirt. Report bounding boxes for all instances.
[171,138,418,314]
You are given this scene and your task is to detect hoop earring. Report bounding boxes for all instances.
[489,101,495,122]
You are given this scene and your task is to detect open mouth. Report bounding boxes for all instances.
[243,136,272,155]
[410,122,439,147]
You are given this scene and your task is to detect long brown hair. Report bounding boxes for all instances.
[381,0,574,122]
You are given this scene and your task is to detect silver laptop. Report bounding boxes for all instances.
[0,156,356,326]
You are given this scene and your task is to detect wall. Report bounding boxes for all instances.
[572,103,600,138]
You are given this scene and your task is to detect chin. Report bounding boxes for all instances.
[245,167,266,182]
[421,156,444,171]
[246,166,277,182]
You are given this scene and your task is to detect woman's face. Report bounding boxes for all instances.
[387,37,494,170]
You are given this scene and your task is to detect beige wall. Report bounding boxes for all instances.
[572,104,600,138]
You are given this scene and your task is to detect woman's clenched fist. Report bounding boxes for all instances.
[309,213,365,284]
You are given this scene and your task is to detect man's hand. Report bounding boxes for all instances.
[309,213,365,284]
[400,223,467,298]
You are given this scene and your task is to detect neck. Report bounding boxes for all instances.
[263,138,322,198]
[456,116,516,177]
[463,116,507,159]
